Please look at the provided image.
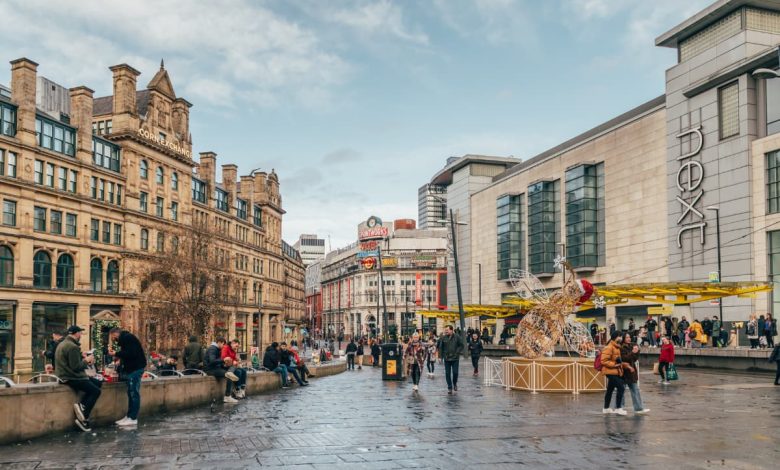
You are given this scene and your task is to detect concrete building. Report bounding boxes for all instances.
[293,233,326,265]
[468,0,780,334]
[305,260,323,336]
[0,58,304,377]
[320,217,448,340]
[417,183,447,229]
[424,155,520,315]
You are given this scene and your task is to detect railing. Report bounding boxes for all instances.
[483,357,605,394]
[0,376,16,387]
[28,374,63,384]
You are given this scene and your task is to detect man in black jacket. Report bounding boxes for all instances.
[183,335,203,370]
[43,331,64,370]
[345,339,358,370]
[108,328,147,427]
[263,342,288,388]
[467,333,483,376]
[204,337,240,403]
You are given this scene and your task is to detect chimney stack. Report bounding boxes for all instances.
[109,64,140,133]
[10,58,39,146]
[198,152,217,190]
[69,86,94,165]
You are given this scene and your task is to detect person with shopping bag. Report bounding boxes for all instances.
[658,336,675,385]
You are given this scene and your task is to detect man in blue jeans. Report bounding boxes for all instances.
[108,327,147,427]
[439,325,464,394]
[263,342,289,388]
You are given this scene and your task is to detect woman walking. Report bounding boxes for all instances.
[600,331,627,415]
[620,333,650,414]
[658,336,675,385]
[765,313,776,348]
[405,333,426,392]
[425,336,437,377]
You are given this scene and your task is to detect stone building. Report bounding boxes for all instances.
[282,240,306,343]
[0,58,303,377]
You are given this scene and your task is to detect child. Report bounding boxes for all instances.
[684,329,692,348]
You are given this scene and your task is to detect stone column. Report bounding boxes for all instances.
[76,303,90,352]
[13,299,34,375]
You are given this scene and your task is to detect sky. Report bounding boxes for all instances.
[0,0,712,249]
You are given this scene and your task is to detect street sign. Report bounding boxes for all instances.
[710,299,720,306]
[709,271,719,282]
[647,306,673,315]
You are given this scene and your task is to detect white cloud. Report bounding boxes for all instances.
[326,0,429,45]
[432,0,540,47]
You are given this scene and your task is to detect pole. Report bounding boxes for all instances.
[377,245,389,343]
[715,209,723,324]
[449,209,467,356]
[478,263,482,305]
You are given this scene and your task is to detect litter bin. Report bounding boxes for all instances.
[381,343,403,381]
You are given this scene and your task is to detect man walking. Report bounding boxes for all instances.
[183,335,203,370]
[345,338,357,370]
[467,332,483,376]
[55,325,101,432]
[108,327,147,427]
[439,325,464,394]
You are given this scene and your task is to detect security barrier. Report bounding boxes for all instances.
[484,356,605,394]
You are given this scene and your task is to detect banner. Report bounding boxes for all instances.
[415,273,422,305]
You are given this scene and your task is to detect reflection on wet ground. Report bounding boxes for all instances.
[1,361,778,469]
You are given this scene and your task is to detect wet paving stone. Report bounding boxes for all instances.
[1,362,778,468]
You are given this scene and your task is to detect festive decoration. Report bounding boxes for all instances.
[509,264,596,359]
[553,254,566,270]
[91,318,120,370]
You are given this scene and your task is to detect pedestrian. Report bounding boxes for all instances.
[371,339,381,367]
[221,339,248,398]
[747,314,760,349]
[658,336,675,385]
[620,333,650,414]
[664,316,674,342]
[290,346,310,383]
[677,316,689,347]
[645,316,658,347]
[43,331,64,370]
[765,313,776,348]
[405,333,426,392]
[711,316,721,348]
[425,336,437,377]
[345,338,357,370]
[600,331,627,415]
[689,319,706,348]
[769,344,780,385]
[439,325,464,395]
[609,321,616,338]
[500,326,509,345]
[263,342,289,388]
[481,327,491,345]
[356,339,364,370]
[205,337,241,401]
[467,332,483,376]
[183,335,203,370]
[55,325,101,432]
[590,321,598,342]
[701,317,713,347]
[108,327,147,426]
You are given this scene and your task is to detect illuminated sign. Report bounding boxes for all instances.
[411,255,436,267]
[360,241,378,251]
[382,257,397,268]
[137,128,192,158]
[357,250,379,259]
[359,227,389,241]
[675,125,706,248]
[361,257,376,270]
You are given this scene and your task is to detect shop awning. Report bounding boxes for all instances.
[590,281,772,305]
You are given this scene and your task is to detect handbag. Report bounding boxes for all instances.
[667,363,679,381]
[652,362,659,375]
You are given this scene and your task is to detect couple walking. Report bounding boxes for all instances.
[405,326,464,394]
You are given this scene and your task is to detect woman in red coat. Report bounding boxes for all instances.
[658,336,675,385]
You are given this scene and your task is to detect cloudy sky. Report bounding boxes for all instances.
[0,0,710,248]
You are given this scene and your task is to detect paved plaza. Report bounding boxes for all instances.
[1,361,778,469]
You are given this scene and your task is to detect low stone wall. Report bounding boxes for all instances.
[0,361,346,445]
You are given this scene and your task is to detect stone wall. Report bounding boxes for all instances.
[0,362,345,445]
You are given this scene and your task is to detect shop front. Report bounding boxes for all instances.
[31,302,75,372]
[0,302,14,375]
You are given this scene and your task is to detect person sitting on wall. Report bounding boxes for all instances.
[183,335,204,371]
[157,355,178,375]
[290,345,311,382]
[204,337,240,403]
[280,342,307,386]
[221,339,248,399]
[55,325,102,432]
[263,342,289,389]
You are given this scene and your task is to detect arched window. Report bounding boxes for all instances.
[106,260,119,293]
[33,251,52,288]
[171,236,179,253]
[171,171,178,190]
[140,228,149,250]
[156,232,165,252]
[90,258,103,292]
[56,253,74,290]
[156,166,164,184]
[0,246,13,286]
[140,160,148,179]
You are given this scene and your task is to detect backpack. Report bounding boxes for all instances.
[593,350,602,371]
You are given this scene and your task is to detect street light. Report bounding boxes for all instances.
[751,47,780,79]
[437,209,468,356]
[706,206,723,324]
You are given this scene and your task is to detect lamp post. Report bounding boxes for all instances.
[438,209,468,356]
[706,206,723,324]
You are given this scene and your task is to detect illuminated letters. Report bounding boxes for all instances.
[675,125,706,248]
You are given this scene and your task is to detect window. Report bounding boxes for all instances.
[156,196,164,217]
[171,201,178,221]
[565,163,605,268]
[159,132,166,141]
[140,192,148,212]
[98,179,105,200]
[56,254,74,290]
[156,232,165,252]
[0,101,16,137]
[106,260,119,293]
[7,152,15,177]
[527,180,560,275]
[50,210,62,235]
[113,224,122,245]
[34,160,43,184]
[140,229,149,250]
[140,160,148,179]
[57,167,66,191]
[68,170,77,193]
[156,167,164,185]
[90,258,102,292]
[171,236,179,253]
[33,251,52,288]
[0,245,12,286]
[2,200,15,226]
[106,120,112,134]
[102,221,111,243]
[31,303,74,372]
[90,219,99,241]
[90,177,97,198]
[92,137,121,172]
[45,163,54,187]
[253,206,262,226]
[33,207,46,232]
[192,177,206,204]
[172,171,178,190]
[0,150,3,176]
[767,73,780,136]
[236,199,247,220]
[65,213,77,237]
[496,194,525,280]
[107,182,114,203]
[767,151,780,214]
[769,231,780,318]
[719,82,739,140]
[36,116,75,156]
[116,185,123,205]
[215,188,229,212]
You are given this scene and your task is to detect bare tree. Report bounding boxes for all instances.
[129,220,229,352]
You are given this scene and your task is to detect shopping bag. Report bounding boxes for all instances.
[667,363,679,381]
[652,362,659,375]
